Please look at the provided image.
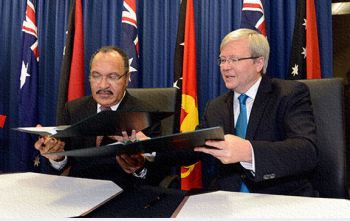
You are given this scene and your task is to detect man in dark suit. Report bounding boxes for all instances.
[191,28,318,196]
[34,46,166,189]
[139,28,317,196]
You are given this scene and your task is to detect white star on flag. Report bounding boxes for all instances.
[302,47,306,58]
[20,61,30,89]
[129,58,137,73]
[173,77,183,89]
[291,64,299,76]
[128,58,137,83]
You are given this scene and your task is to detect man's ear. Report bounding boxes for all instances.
[255,57,265,73]
[126,72,131,83]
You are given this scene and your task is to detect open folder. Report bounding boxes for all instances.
[13,110,172,138]
[44,126,225,158]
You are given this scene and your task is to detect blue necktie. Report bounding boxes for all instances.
[236,94,250,192]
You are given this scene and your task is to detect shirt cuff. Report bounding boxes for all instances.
[49,156,68,170]
[143,152,156,162]
[132,167,148,179]
[240,141,256,175]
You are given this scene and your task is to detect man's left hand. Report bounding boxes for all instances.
[194,134,252,164]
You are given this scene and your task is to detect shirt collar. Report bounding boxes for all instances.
[97,91,126,112]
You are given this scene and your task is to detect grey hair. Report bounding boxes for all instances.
[220,28,270,73]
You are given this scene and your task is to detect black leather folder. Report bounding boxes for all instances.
[13,110,173,138]
[45,126,225,158]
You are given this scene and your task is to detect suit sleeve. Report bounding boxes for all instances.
[249,82,318,182]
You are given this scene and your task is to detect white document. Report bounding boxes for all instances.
[175,191,350,218]
[13,125,70,136]
[0,172,122,218]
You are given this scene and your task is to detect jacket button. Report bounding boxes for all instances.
[263,173,276,180]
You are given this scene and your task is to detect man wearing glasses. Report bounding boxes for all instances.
[34,46,166,189]
[155,28,318,196]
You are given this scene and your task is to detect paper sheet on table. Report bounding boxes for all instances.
[174,191,350,218]
[0,172,122,218]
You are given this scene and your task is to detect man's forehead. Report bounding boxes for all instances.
[220,40,250,55]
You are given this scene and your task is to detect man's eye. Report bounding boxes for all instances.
[92,74,101,79]
[109,74,119,80]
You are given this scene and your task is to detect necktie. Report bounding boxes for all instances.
[96,106,111,147]
[236,94,250,192]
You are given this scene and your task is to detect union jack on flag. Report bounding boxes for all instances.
[240,0,267,36]
[18,0,40,171]
[121,0,139,87]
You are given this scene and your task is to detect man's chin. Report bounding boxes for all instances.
[224,82,238,90]
[95,98,113,107]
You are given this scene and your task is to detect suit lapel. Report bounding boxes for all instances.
[224,91,235,134]
[118,91,136,111]
[81,96,97,119]
[84,97,98,146]
[246,76,272,139]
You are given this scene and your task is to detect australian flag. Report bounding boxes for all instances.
[17,0,40,171]
[121,0,139,88]
[240,0,267,36]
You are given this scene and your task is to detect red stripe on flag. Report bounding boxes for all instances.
[180,0,202,190]
[32,45,39,59]
[121,17,137,25]
[242,3,263,10]
[306,0,321,79]
[124,0,136,11]
[182,0,197,99]
[257,20,266,37]
[68,0,85,101]
[22,26,36,36]
[26,4,36,22]
[0,115,7,128]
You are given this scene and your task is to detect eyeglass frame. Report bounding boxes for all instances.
[89,71,129,83]
[217,56,260,66]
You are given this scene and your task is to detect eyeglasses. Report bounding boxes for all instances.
[89,72,128,83]
[217,56,260,66]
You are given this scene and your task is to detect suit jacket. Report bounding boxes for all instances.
[158,76,318,196]
[45,91,166,189]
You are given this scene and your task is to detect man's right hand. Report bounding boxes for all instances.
[34,125,65,161]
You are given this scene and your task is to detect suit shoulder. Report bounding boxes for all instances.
[206,91,232,107]
[65,96,95,112]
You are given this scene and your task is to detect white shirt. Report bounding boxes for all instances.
[234,76,262,174]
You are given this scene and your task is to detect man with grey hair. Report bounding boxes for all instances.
[155,28,318,196]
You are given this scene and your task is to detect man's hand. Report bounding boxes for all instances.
[116,153,145,174]
[34,125,65,161]
[113,130,150,174]
[108,130,150,143]
[194,134,252,164]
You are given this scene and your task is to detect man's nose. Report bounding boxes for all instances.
[99,76,110,86]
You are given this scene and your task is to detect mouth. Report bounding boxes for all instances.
[224,75,236,79]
